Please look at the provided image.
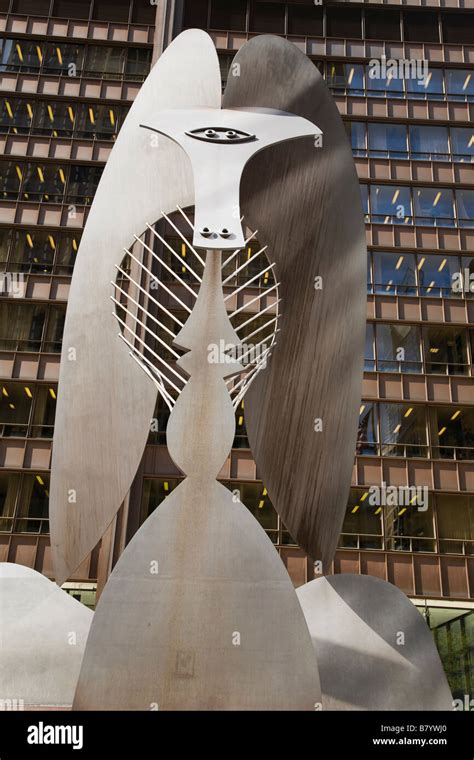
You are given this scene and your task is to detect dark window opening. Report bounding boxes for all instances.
[442,13,474,45]
[182,0,208,29]
[288,4,322,37]
[365,9,401,41]
[92,0,130,23]
[210,0,247,31]
[326,8,362,39]
[404,11,440,43]
[132,0,157,25]
[250,1,285,34]
[12,0,51,14]
[52,0,90,19]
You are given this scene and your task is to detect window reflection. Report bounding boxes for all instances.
[371,185,412,225]
[432,407,474,461]
[417,253,459,297]
[339,488,382,550]
[385,493,435,552]
[373,252,416,295]
[368,123,407,159]
[357,402,378,455]
[446,70,474,101]
[409,125,449,161]
[406,68,444,100]
[451,128,474,163]
[375,323,422,373]
[414,188,455,227]
[380,403,427,457]
[424,326,469,376]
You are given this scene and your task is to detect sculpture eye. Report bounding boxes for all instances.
[185,126,255,144]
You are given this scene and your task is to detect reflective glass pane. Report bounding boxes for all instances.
[409,125,449,161]
[368,123,407,158]
[446,70,474,100]
[413,187,454,227]
[357,403,378,455]
[433,407,474,460]
[456,189,474,228]
[380,403,427,457]
[373,252,416,295]
[417,254,459,297]
[370,185,412,224]
[424,325,468,375]
[451,127,474,163]
[406,69,444,100]
[375,323,422,373]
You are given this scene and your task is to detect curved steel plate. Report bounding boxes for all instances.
[0,563,92,708]
[74,480,321,710]
[223,36,367,569]
[50,30,221,585]
[297,575,452,710]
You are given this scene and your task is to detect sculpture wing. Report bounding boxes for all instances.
[222,36,367,569]
[50,30,222,585]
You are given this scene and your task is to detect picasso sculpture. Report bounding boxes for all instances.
[42,31,452,710]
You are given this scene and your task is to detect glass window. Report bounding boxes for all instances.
[33,100,74,136]
[424,325,468,376]
[385,493,435,552]
[442,13,474,45]
[376,323,422,373]
[249,2,285,34]
[85,45,125,76]
[456,189,474,228]
[432,407,474,461]
[360,184,369,221]
[44,305,66,352]
[12,0,51,15]
[365,10,401,41]
[0,473,20,532]
[357,403,378,455]
[0,382,33,437]
[367,253,372,295]
[92,0,130,23]
[132,0,157,25]
[0,160,22,199]
[183,0,208,29]
[10,230,56,273]
[211,0,247,31]
[409,125,449,161]
[366,64,405,99]
[339,488,383,550]
[0,97,33,134]
[0,303,46,351]
[446,70,474,101]
[370,185,412,225]
[43,42,84,75]
[403,11,440,43]
[15,474,49,533]
[380,403,427,457]
[126,48,152,78]
[75,103,119,139]
[373,252,416,295]
[365,323,375,371]
[23,162,66,202]
[53,0,91,19]
[67,165,103,204]
[436,494,474,552]
[462,256,474,298]
[368,123,407,159]
[413,187,454,227]
[288,4,322,36]
[451,128,474,163]
[31,386,56,438]
[346,121,366,156]
[406,69,444,100]
[326,8,362,39]
[0,227,12,265]
[0,39,43,72]
[417,253,459,297]
[56,232,80,273]
[328,63,364,94]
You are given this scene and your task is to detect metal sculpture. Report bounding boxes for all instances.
[297,575,453,711]
[0,563,92,709]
